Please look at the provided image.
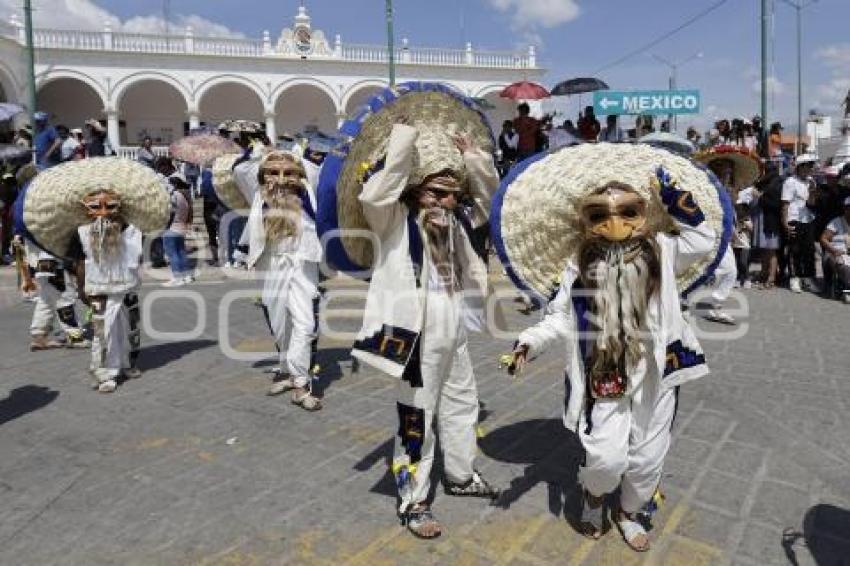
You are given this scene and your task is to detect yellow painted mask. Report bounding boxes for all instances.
[580,182,648,242]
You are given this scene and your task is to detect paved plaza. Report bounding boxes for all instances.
[1,265,849,565]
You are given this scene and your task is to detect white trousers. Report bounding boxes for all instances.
[711,245,737,304]
[90,294,131,379]
[394,291,479,510]
[578,377,677,514]
[262,258,319,388]
[29,272,79,338]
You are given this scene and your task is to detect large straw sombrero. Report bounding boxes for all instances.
[211,153,250,211]
[693,145,763,190]
[317,81,494,274]
[23,157,170,258]
[491,143,734,299]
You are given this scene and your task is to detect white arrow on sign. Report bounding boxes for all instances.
[598,97,619,110]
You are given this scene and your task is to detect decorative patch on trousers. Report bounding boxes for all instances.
[663,340,705,378]
[56,304,79,328]
[354,325,419,366]
[89,295,108,367]
[401,339,423,388]
[124,293,141,365]
[396,402,425,463]
[36,259,66,292]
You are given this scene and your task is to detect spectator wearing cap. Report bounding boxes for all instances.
[85,119,110,157]
[782,154,819,293]
[33,112,61,170]
[161,172,194,287]
[819,196,850,303]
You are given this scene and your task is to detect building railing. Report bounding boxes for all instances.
[1,18,536,69]
[116,145,171,160]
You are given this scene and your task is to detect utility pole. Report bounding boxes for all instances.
[385,0,395,86]
[652,52,702,133]
[779,0,817,156]
[23,0,36,138]
[760,0,769,157]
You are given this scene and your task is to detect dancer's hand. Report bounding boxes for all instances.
[452,133,475,154]
[499,344,529,376]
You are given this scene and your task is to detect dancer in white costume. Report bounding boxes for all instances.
[21,157,170,393]
[693,145,762,324]
[495,143,728,552]
[240,151,323,410]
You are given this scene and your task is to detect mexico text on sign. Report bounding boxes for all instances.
[593,90,701,116]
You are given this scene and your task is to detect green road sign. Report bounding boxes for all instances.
[593,89,701,116]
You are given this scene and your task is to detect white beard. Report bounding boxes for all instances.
[421,207,459,292]
[580,239,660,372]
[263,185,303,242]
[88,216,122,264]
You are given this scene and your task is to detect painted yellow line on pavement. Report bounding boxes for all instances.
[345,528,403,566]
[498,514,547,565]
[567,537,597,566]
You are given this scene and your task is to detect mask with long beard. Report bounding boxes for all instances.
[258,152,307,243]
[577,182,660,398]
[81,191,123,264]
[420,206,460,292]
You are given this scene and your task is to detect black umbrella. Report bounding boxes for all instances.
[551,77,609,96]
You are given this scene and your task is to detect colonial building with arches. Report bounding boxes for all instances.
[0,5,543,155]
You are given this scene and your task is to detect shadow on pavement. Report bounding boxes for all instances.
[137,339,217,371]
[0,385,59,426]
[783,504,850,566]
[311,347,352,397]
[479,418,584,517]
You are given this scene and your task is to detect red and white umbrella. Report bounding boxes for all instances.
[499,81,550,101]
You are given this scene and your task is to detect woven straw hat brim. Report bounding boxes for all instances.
[491,143,734,299]
[211,153,250,211]
[693,145,763,190]
[23,157,170,258]
[317,81,494,273]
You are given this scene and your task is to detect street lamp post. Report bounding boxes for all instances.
[778,0,817,156]
[652,52,702,132]
[23,0,37,141]
[385,0,395,86]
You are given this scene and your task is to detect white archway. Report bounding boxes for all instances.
[198,81,265,130]
[274,83,339,136]
[118,79,188,145]
[36,77,105,130]
[341,80,387,117]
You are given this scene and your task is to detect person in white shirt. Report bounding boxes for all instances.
[819,197,850,302]
[239,151,323,410]
[781,154,819,293]
[599,115,624,142]
[57,125,80,162]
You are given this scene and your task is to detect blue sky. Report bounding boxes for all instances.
[10,0,850,132]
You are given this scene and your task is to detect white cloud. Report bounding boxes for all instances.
[812,44,850,117]
[752,76,786,97]
[488,0,580,30]
[1,0,243,37]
